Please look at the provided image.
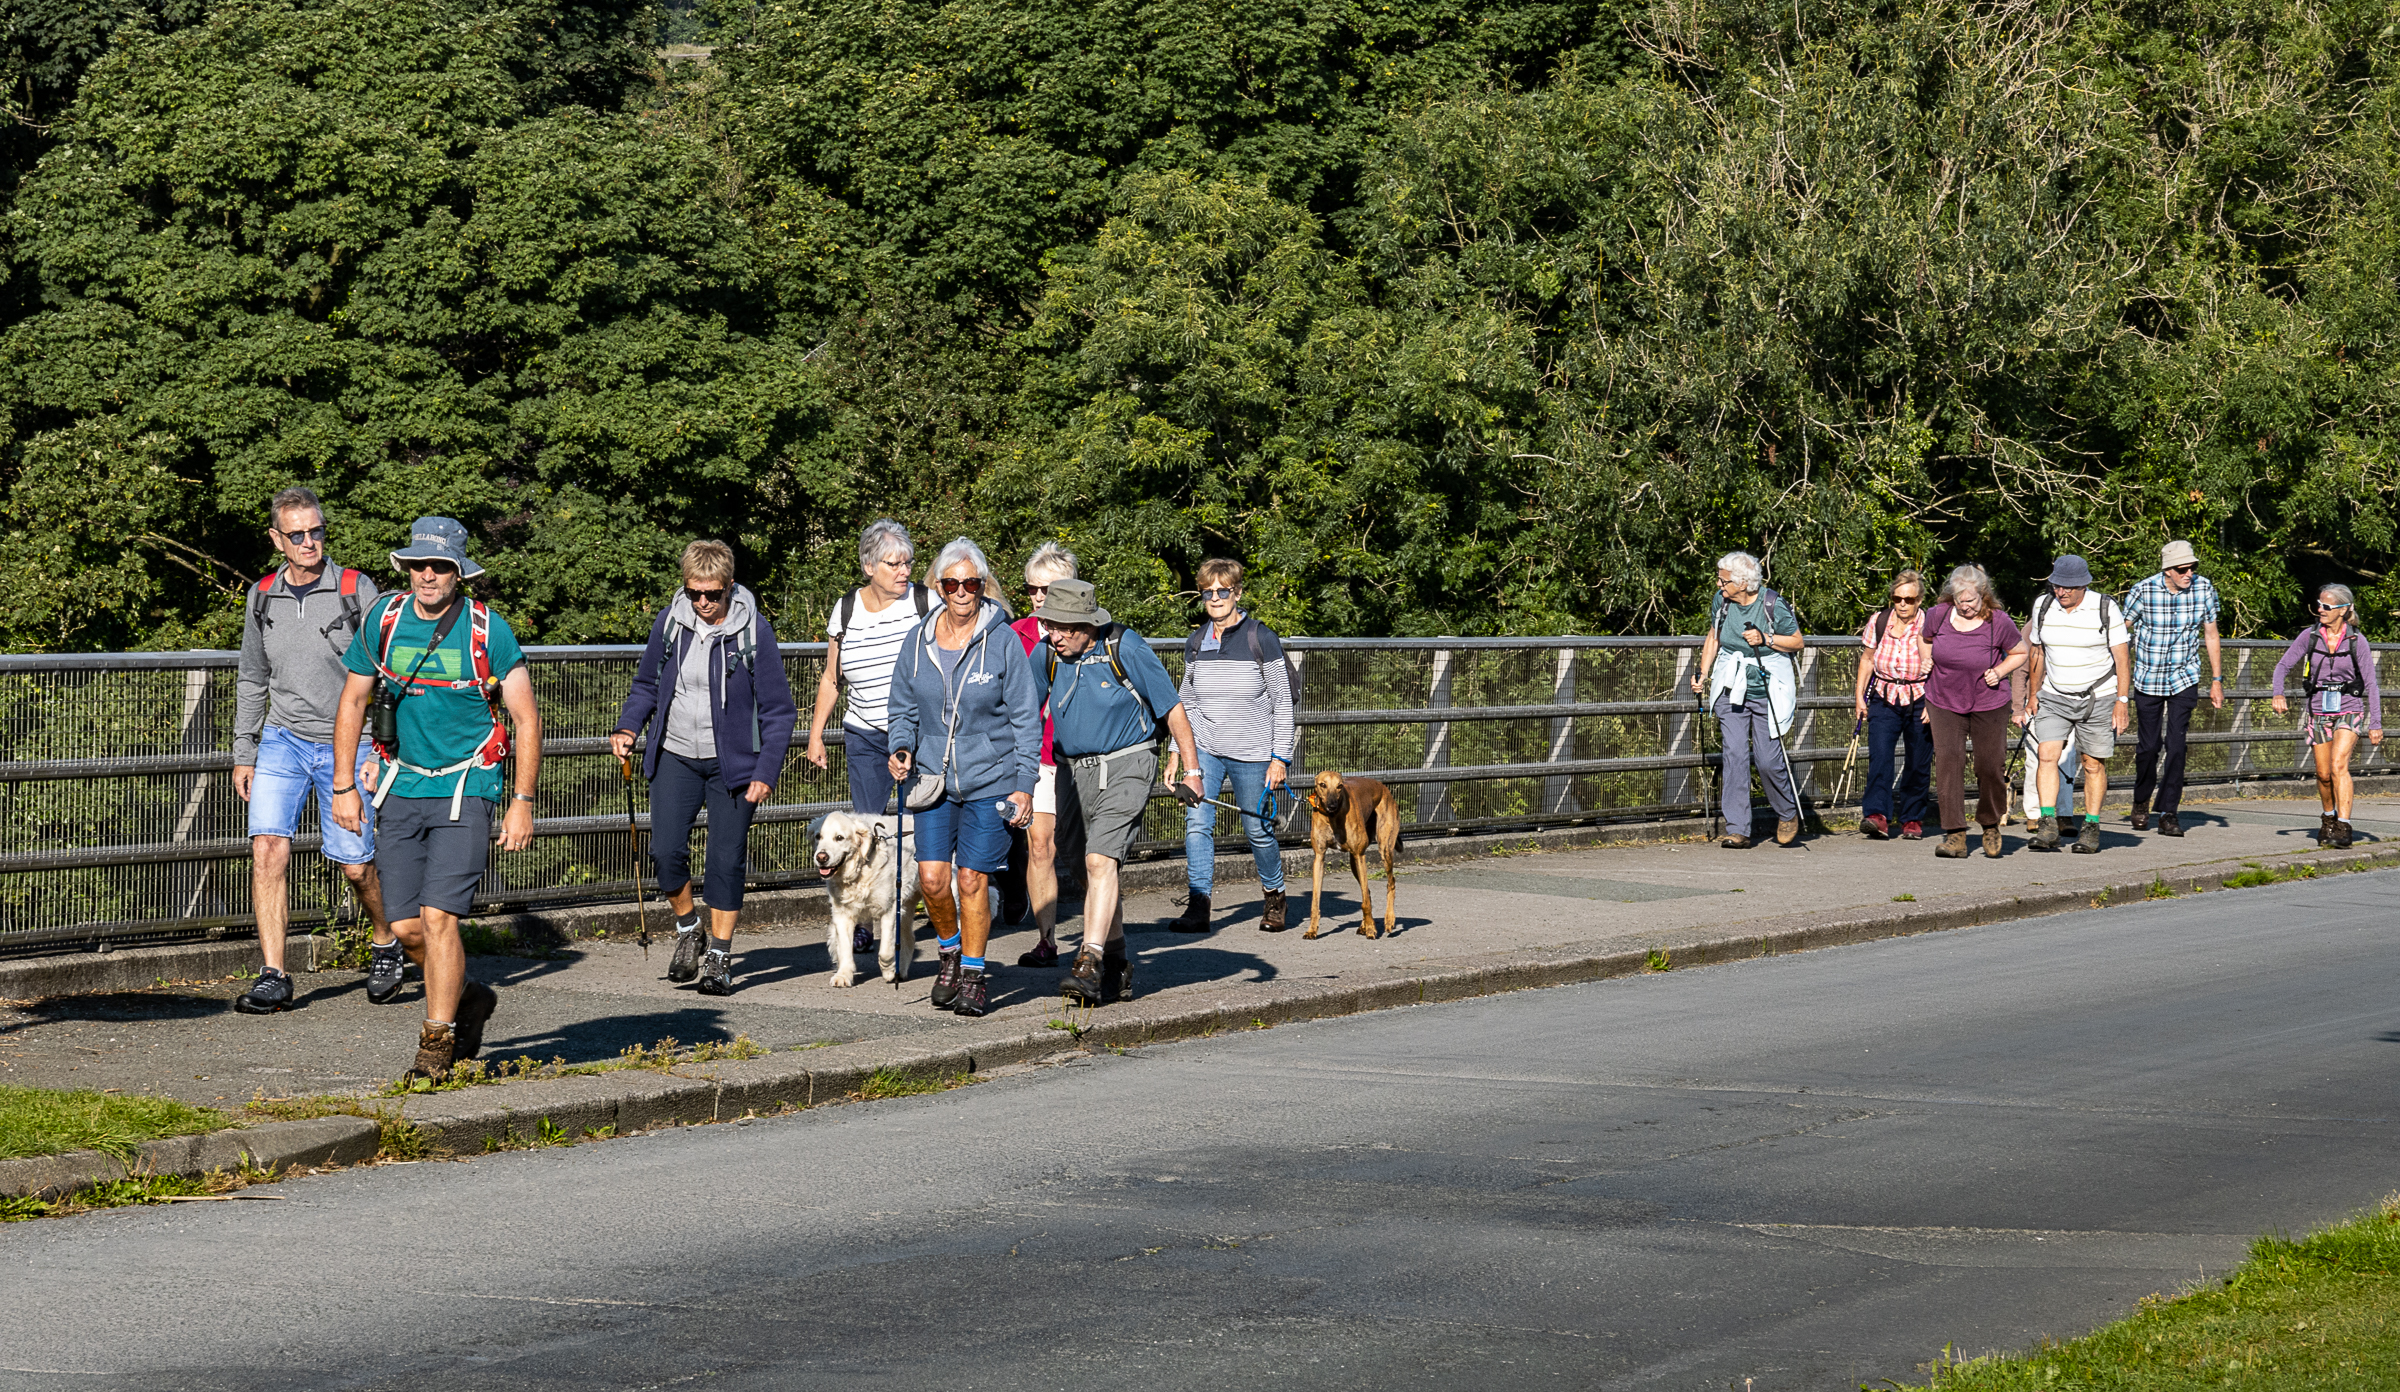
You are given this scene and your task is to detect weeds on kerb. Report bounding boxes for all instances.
[381,1035,769,1096]
[2,1157,283,1222]
[243,1092,434,1160]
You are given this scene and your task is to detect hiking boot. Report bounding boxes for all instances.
[1060,947,1105,1006]
[233,968,294,1015]
[1017,938,1059,968]
[452,981,498,1061]
[2333,819,2355,849]
[404,1022,455,1083]
[1862,813,1889,839]
[2159,812,2183,837]
[1900,820,1924,840]
[2029,815,2061,851]
[364,941,407,1004]
[1100,945,1133,1004]
[1720,834,1752,849]
[1984,826,2003,858]
[667,928,706,983]
[2320,812,2336,844]
[929,947,964,1009]
[2129,802,2150,831]
[1261,889,1289,932]
[1775,818,1799,846]
[949,968,989,1017]
[1935,831,1971,858]
[2073,820,2102,854]
[697,947,734,996]
[1167,890,1212,934]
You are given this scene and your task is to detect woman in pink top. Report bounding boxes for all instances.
[2269,583,2384,847]
[1850,569,1933,840]
[1916,564,2031,859]
[1008,542,1081,965]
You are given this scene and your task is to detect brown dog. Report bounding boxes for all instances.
[1307,769,1400,939]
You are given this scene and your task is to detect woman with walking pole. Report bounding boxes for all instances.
[1690,551,1806,848]
[2271,584,2384,848]
[610,541,798,995]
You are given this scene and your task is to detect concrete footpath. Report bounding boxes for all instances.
[1,793,2393,1170]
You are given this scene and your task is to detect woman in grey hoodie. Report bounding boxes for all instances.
[886,538,1042,1018]
[611,541,798,995]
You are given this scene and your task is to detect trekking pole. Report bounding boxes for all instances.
[619,754,652,957]
[1829,716,1865,811]
[890,784,906,992]
[1693,687,1718,840]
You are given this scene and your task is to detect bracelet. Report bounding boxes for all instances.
[512,792,536,803]
[330,784,355,796]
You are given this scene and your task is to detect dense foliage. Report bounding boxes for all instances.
[1,0,2394,649]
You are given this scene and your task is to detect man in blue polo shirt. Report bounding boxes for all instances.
[1034,579,1204,1006]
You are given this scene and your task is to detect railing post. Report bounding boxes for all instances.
[1663,646,1697,811]
[1788,645,1821,808]
[1418,645,1454,824]
[1285,649,1308,775]
[1545,647,1579,816]
[170,667,217,924]
[2225,648,2253,784]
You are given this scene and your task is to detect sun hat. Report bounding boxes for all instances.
[389,516,485,579]
[1039,577,1111,629]
[2160,540,2198,570]
[2044,554,2094,588]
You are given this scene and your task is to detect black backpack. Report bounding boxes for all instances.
[2031,590,2123,697]
[2299,628,2368,696]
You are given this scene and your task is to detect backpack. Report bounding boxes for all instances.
[2299,628,2368,697]
[1047,623,1162,737]
[2031,590,2122,697]
[368,592,511,772]
[1183,618,1304,725]
[252,566,364,641]
[830,585,931,690]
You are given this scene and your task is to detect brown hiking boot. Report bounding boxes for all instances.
[1260,889,1289,932]
[2129,802,2150,831]
[2029,814,2061,851]
[1060,946,1105,1006]
[1720,834,1753,849]
[404,1021,456,1083]
[1983,826,2002,858]
[2332,819,2355,849]
[1935,831,1970,858]
[1100,944,1133,1004]
[2320,812,2337,843]
[1775,818,1799,846]
[1167,890,1212,934]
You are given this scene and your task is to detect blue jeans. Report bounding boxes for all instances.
[1183,752,1284,894]
[843,723,895,814]
[246,724,376,864]
[1862,692,1933,825]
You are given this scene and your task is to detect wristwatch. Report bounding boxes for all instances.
[513,792,537,803]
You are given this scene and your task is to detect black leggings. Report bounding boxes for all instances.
[650,750,760,911]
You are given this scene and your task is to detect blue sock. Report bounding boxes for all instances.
[938,934,961,952]
[961,956,985,973]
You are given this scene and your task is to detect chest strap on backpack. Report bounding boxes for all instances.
[371,594,514,819]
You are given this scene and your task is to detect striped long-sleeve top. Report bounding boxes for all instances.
[1178,614,1296,763]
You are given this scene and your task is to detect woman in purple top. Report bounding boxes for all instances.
[2270,583,2384,848]
[1915,564,2031,859]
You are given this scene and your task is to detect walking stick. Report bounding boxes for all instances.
[619,754,652,957]
[891,784,906,992]
[1693,687,1718,840]
[1830,716,1866,811]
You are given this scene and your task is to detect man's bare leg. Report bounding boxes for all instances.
[1028,811,1058,943]
[1082,853,1121,950]
[393,908,465,1025]
[339,860,392,945]
[251,835,293,972]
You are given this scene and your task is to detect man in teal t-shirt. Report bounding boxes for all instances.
[329,517,543,1084]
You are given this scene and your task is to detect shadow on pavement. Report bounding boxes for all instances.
[480,1006,744,1064]
[28,990,227,1023]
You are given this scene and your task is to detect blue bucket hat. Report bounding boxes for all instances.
[389,516,486,579]
[2044,554,2093,588]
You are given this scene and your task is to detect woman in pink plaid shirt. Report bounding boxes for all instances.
[1851,570,1934,839]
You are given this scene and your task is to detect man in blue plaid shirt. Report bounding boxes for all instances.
[2122,539,2223,836]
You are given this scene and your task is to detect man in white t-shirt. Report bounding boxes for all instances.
[2024,554,2131,854]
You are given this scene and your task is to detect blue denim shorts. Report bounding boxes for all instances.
[907,794,1012,874]
[247,725,376,865]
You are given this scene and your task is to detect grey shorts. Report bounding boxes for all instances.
[1057,746,1156,863]
[377,795,493,920]
[2033,690,2118,761]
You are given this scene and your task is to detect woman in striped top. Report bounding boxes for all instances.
[1167,559,1296,933]
[1850,569,1933,840]
[805,518,932,816]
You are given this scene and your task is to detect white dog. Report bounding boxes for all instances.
[814,811,918,987]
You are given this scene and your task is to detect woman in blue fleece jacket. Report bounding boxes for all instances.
[886,537,1042,1018]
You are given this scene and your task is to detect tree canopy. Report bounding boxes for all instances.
[1,0,2394,649]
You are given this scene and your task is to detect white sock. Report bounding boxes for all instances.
[676,913,700,933]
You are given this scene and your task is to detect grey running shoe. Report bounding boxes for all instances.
[233,969,294,1015]
[950,968,989,1017]
[929,947,964,1009]
[452,981,499,1061]
[365,942,407,1004]
[697,948,734,997]
[667,928,705,983]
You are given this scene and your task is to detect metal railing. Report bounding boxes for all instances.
[1,636,2389,953]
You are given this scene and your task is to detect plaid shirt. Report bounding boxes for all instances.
[2123,572,2220,695]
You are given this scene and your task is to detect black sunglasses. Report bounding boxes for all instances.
[402,559,457,575]
[1889,593,1922,604]
[2166,564,2197,575]
[938,576,985,595]
[685,585,728,605]
[1198,587,1238,601]
[279,525,327,546]
[1024,584,1049,599]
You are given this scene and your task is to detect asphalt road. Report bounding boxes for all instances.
[9,870,2398,1391]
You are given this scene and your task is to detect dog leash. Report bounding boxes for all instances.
[1197,783,1298,828]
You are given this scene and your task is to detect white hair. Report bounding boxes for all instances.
[929,537,1003,601]
[858,518,915,575]
[1940,564,2003,612]
[1716,551,1764,587]
[1024,541,1079,585]
[2319,583,2356,610]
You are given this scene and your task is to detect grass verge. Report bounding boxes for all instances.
[0,1085,235,1162]
[2,1159,284,1221]
[244,1093,436,1160]
[2223,861,2321,890]
[1902,1194,2400,1389]
[851,1067,974,1101]
[380,1033,769,1096]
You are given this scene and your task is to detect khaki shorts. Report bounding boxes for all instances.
[1057,745,1156,863]
[2032,690,2118,762]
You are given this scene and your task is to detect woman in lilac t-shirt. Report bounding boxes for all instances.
[1915,564,2031,859]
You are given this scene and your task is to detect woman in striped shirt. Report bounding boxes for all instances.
[804,518,932,816]
[1850,569,1933,840]
[1167,559,1296,933]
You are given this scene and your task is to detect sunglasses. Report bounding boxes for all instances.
[1199,587,1237,601]
[2316,601,2349,612]
[684,586,728,605]
[2166,564,2197,575]
[938,576,985,596]
[1890,593,1922,604]
[1024,584,1049,599]
[279,525,327,546]
[402,559,457,575]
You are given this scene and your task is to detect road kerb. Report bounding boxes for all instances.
[0,1114,380,1201]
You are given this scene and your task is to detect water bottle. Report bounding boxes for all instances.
[994,799,1017,822]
